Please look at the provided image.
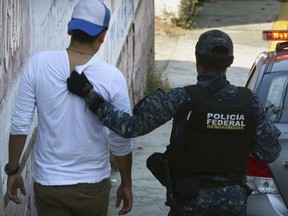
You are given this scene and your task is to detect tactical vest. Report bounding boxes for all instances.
[167,85,256,178]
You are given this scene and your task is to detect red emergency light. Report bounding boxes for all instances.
[275,54,288,60]
[263,30,288,41]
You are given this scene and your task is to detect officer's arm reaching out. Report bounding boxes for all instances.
[67,71,189,138]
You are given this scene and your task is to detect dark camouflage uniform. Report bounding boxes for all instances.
[169,185,247,216]
[94,71,281,216]
[96,71,280,165]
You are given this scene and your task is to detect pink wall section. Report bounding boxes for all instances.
[117,0,155,105]
[0,0,30,107]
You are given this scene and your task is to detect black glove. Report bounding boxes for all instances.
[67,71,93,98]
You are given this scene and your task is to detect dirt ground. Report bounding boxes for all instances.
[155,17,189,38]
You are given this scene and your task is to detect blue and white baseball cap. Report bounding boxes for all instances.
[68,0,111,37]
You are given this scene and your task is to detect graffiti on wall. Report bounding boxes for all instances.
[100,0,134,65]
[0,1,154,213]
[0,0,30,108]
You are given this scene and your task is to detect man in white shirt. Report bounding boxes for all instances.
[5,0,133,215]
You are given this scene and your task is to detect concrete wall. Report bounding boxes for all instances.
[154,0,181,19]
[0,0,154,215]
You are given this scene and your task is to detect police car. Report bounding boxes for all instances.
[245,30,288,216]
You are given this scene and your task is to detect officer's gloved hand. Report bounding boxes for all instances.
[67,71,93,98]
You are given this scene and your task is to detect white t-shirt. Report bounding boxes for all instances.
[11,50,133,185]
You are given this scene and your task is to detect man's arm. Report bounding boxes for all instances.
[114,152,133,215]
[6,57,36,204]
[6,54,39,206]
[6,134,27,204]
[250,94,281,163]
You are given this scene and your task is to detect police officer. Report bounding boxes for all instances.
[67,30,281,216]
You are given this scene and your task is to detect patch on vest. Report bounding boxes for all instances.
[206,112,246,130]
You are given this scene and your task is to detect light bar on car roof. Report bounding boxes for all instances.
[275,54,288,60]
[263,30,288,41]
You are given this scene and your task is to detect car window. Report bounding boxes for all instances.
[264,74,288,123]
[246,56,266,92]
[246,65,256,89]
[271,58,288,72]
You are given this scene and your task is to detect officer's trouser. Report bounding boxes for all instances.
[168,185,247,216]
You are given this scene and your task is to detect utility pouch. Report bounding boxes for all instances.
[146,152,167,186]
[175,177,199,201]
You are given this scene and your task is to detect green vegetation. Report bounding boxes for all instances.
[144,69,170,96]
[162,0,202,30]
[172,0,202,29]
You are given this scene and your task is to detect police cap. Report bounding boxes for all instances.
[196,30,233,58]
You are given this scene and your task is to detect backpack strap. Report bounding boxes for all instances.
[170,78,230,145]
[184,78,230,108]
[177,78,230,120]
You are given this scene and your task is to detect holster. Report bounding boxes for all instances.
[146,152,177,206]
[146,152,167,186]
[147,152,201,206]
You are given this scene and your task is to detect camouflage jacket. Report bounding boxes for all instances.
[95,72,281,163]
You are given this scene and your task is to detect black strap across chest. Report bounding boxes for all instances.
[184,78,229,108]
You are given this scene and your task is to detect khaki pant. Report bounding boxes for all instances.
[34,179,111,216]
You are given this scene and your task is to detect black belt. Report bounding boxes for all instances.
[199,179,243,188]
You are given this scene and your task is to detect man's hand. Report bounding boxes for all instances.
[7,174,26,204]
[116,184,133,215]
[67,71,93,98]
